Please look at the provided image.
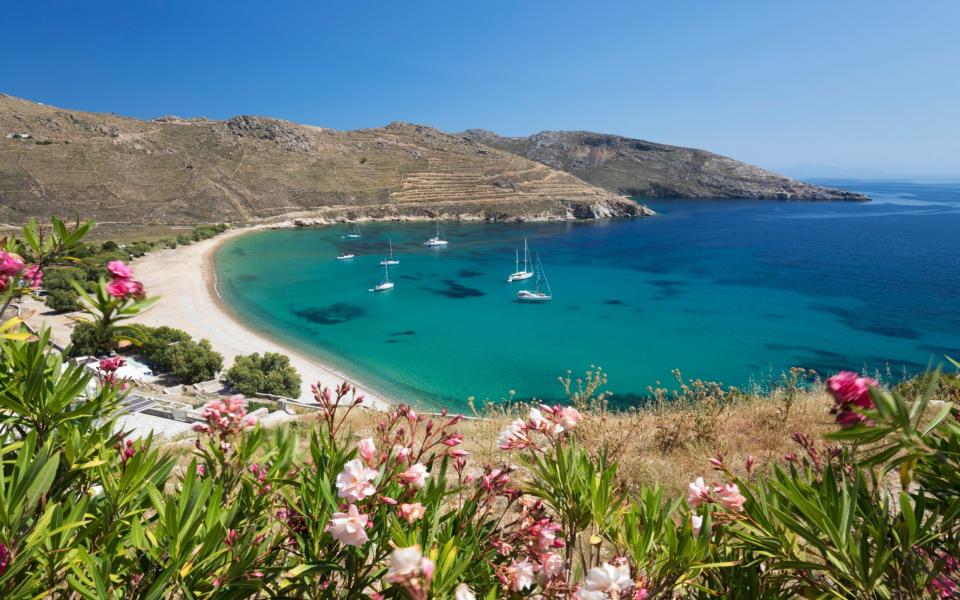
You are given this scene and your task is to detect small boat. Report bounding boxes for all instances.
[372,263,394,292]
[423,220,448,247]
[336,253,355,260]
[507,238,534,282]
[344,223,362,239]
[516,254,552,302]
[380,237,400,266]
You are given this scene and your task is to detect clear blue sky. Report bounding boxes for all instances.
[3,0,958,175]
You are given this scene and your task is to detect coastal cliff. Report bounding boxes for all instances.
[460,129,869,201]
[0,95,649,231]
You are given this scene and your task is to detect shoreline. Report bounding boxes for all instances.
[132,226,394,410]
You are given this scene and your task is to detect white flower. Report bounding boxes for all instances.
[691,514,704,536]
[326,504,369,546]
[335,459,378,502]
[576,562,633,600]
[455,583,477,600]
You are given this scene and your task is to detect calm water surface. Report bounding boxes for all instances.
[216,180,960,410]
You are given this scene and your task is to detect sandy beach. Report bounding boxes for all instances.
[127,228,392,409]
[18,227,391,411]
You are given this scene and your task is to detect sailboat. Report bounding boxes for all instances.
[380,237,400,266]
[507,238,534,282]
[423,220,448,247]
[373,262,394,292]
[344,223,362,239]
[336,252,355,260]
[516,254,552,302]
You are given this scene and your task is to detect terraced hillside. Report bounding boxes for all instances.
[461,129,869,201]
[0,95,649,231]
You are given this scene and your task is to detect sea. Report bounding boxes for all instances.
[215,180,960,410]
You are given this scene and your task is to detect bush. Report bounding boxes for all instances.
[138,325,223,384]
[224,351,301,397]
[44,287,82,313]
[176,234,193,245]
[68,321,107,356]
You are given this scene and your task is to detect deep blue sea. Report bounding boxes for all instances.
[216,180,960,410]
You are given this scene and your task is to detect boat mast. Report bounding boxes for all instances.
[523,239,530,273]
[514,249,519,273]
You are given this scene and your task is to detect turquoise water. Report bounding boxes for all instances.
[216,180,960,410]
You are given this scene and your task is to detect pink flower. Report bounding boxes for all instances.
[327,504,369,546]
[357,437,377,467]
[399,463,429,488]
[828,371,877,410]
[511,559,537,591]
[554,405,582,430]
[686,477,712,508]
[106,260,134,279]
[99,356,125,373]
[0,252,25,277]
[386,545,435,586]
[717,483,746,513]
[23,264,42,288]
[393,444,412,462]
[335,459,378,502]
[0,541,9,576]
[498,419,532,450]
[542,552,564,579]
[398,502,426,523]
[106,277,145,299]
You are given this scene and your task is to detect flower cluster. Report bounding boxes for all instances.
[97,355,126,389]
[498,404,582,451]
[827,371,878,428]
[105,260,145,300]
[191,394,257,443]
[493,499,566,592]
[0,251,41,291]
[687,477,747,513]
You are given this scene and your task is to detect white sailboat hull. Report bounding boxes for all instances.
[380,259,400,266]
[424,238,448,247]
[373,282,394,292]
[517,290,551,302]
[507,271,534,282]
[336,254,355,260]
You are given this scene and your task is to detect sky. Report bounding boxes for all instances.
[3,0,959,176]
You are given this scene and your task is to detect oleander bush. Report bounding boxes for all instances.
[1,219,958,599]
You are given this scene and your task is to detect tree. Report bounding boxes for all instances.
[224,352,301,398]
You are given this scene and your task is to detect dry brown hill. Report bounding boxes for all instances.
[0,94,649,231]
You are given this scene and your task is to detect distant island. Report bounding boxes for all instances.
[1,94,865,234]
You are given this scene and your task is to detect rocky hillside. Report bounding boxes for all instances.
[0,94,649,230]
[460,130,868,201]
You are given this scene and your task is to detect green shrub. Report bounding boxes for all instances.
[224,352,302,398]
[138,325,223,384]
[176,234,193,245]
[44,287,82,313]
